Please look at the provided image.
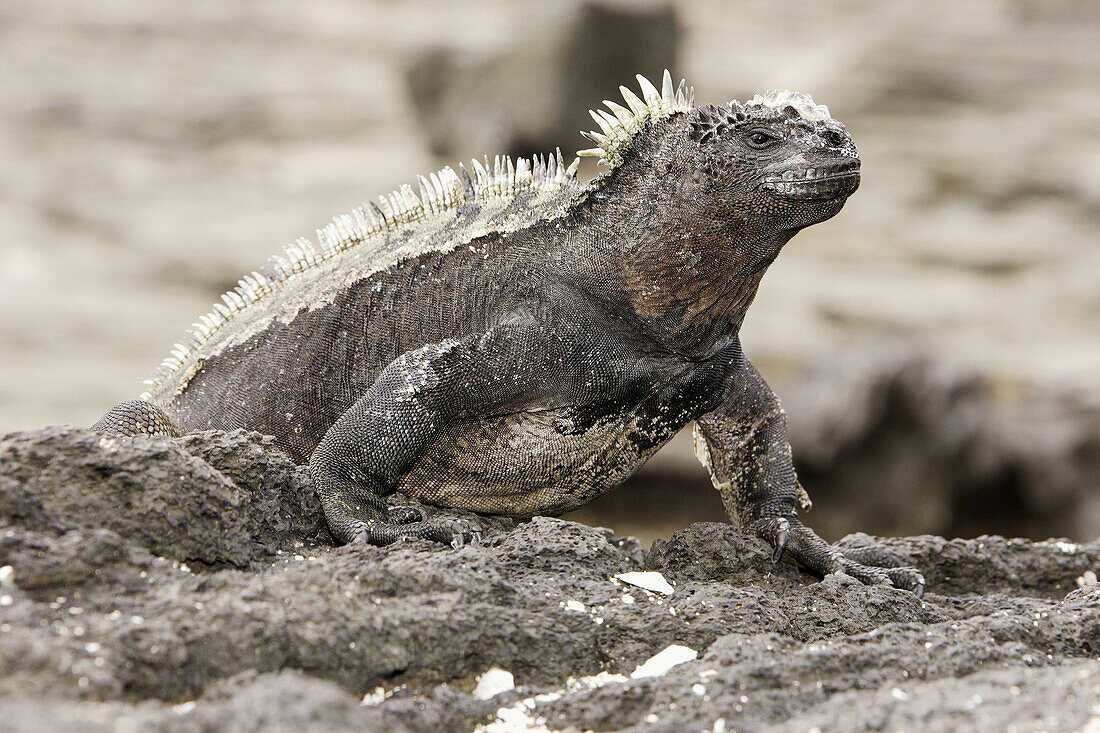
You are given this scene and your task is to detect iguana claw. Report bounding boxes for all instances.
[772,519,790,563]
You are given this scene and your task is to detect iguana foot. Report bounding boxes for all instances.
[835,543,925,597]
[347,517,482,548]
[424,518,482,548]
[753,517,925,597]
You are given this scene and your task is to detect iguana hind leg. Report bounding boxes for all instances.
[92,399,182,438]
[310,320,548,547]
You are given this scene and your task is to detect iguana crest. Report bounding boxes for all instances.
[578,70,695,167]
[141,151,580,400]
[743,89,833,123]
[578,73,836,169]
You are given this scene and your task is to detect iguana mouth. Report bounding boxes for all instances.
[762,163,860,201]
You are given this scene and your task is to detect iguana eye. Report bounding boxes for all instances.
[745,129,780,149]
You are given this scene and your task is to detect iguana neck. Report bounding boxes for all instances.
[562,162,791,359]
[621,212,785,352]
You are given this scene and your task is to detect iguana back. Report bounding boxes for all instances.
[142,155,581,461]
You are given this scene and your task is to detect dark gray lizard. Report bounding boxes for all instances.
[94,72,925,594]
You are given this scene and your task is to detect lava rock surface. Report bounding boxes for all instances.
[0,426,1098,732]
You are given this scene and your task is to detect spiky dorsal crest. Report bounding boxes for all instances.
[581,76,839,170]
[579,70,694,169]
[141,150,579,400]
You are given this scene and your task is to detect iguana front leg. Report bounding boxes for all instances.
[694,355,925,596]
[310,318,551,547]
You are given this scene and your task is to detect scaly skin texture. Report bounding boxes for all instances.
[94,73,925,594]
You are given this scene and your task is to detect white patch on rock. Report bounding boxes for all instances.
[474,667,516,700]
[1055,541,1078,554]
[172,701,197,715]
[563,599,586,613]
[568,671,627,690]
[0,565,13,587]
[475,704,552,733]
[360,685,402,706]
[613,571,675,595]
[630,644,698,678]
[477,669,630,731]
[361,687,386,705]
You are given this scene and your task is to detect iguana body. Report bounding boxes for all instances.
[95,72,924,594]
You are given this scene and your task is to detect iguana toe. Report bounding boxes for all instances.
[771,519,790,563]
[837,541,926,596]
[387,506,424,525]
[433,518,481,548]
[346,520,372,544]
[885,566,925,598]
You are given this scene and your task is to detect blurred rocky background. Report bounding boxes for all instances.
[1,0,1097,542]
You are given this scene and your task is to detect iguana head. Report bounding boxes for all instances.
[580,73,861,346]
[581,74,859,242]
[687,90,859,230]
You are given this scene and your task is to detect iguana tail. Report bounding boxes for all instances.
[92,400,181,438]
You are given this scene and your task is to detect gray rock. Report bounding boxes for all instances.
[0,426,324,567]
[0,426,1098,731]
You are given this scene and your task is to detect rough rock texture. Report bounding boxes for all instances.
[0,428,325,567]
[1,426,1098,731]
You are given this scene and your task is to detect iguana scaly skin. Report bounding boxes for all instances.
[94,72,924,594]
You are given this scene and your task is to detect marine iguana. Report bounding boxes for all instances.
[94,72,925,594]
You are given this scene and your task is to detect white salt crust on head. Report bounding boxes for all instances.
[745,89,834,123]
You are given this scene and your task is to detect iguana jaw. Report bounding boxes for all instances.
[761,159,860,201]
